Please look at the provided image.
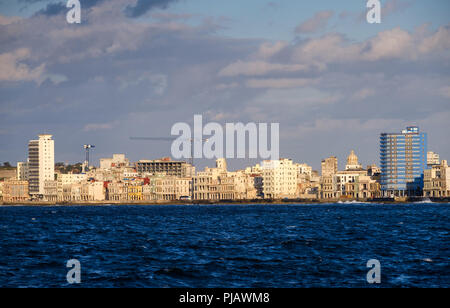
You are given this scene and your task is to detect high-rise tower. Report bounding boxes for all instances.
[28,134,54,196]
[380,126,427,197]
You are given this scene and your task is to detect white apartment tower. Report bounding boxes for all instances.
[262,159,298,199]
[28,134,55,195]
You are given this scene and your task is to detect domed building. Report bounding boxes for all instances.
[345,150,363,170]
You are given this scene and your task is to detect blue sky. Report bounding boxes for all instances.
[0,0,449,170]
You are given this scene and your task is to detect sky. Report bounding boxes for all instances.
[0,0,449,171]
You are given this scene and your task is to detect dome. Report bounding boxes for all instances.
[347,150,359,166]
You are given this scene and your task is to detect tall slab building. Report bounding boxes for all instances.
[28,134,55,196]
[380,126,427,197]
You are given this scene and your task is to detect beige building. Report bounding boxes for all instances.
[2,180,29,202]
[262,159,298,199]
[321,156,338,177]
[17,161,29,181]
[194,159,256,201]
[44,180,58,202]
[106,182,128,202]
[320,151,381,200]
[56,174,87,202]
[80,182,105,201]
[345,150,363,170]
[424,160,450,198]
[100,154,130,170]
[427,151,440,167]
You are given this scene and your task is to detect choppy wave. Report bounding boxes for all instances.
[0,203,448,287]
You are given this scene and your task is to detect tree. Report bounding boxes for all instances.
[3,162,11,168]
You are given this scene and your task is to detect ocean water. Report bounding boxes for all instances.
[0,203,448,288]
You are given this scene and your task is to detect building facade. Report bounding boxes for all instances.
[2,180,29,202]
[321,156,338,177]
[136,158,194,177]
[28,134,55,197]
[262,159,297,199]
[380,126,427,197]
[423,160,450,198]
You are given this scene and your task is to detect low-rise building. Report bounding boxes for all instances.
[2,180,29,202]
[424,160,450,198]
[44,180,58,202]
[106,182,127,202]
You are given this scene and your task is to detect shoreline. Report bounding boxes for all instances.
[1,198,449,206]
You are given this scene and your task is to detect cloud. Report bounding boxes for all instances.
[125,0,179,18]
[291,25,450,65]
[350,88,376,102]
[218,60,309,77]
[0,15,21,25]
[34,2,66,16]
[254,41,288,59]
[83,121,117,132]
[295,10,333,34]
[0,0,449,170]
[0,48,45,82]
[245,78,318,89]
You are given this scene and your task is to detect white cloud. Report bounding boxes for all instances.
[254,41,288,59]
[218,60,309,77]
[295,10,334,34]
[245,78,318,89]
[0,48,45,82]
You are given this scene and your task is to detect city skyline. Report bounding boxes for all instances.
[1,0,449,171]
[3,124,443,173]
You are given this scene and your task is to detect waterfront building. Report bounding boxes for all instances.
[262,159,297,199]
[106,182,128,202]
[2,180,29,202]
[427,151,440,167]
[80,182,105,201]
[380,126,427,197]
[100,154,130,170]
[423,160,450,198]
[43,180,58,202]
[321,156,338,177]
[194,159,256,201]
[28,135,55,197]
[126,181,143,201]
[16,161,29,181]
[345,150,363,170]
[136,157,195,177]
[56,174,87,202]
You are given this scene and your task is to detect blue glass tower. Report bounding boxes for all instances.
[380,126,427,197]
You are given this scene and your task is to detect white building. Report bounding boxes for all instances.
[28,135,54,196]
[100,154,130,170]
[296,163,313,177]
[262,159,298,199]
[427,151,440,167]
[16,161,29,181]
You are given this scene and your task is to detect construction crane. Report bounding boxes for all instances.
[83,144,95,173]
[130,136,209,200]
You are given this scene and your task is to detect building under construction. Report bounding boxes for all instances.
[135,157,195,177]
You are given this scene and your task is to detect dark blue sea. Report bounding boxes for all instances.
[0,203,448,288]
